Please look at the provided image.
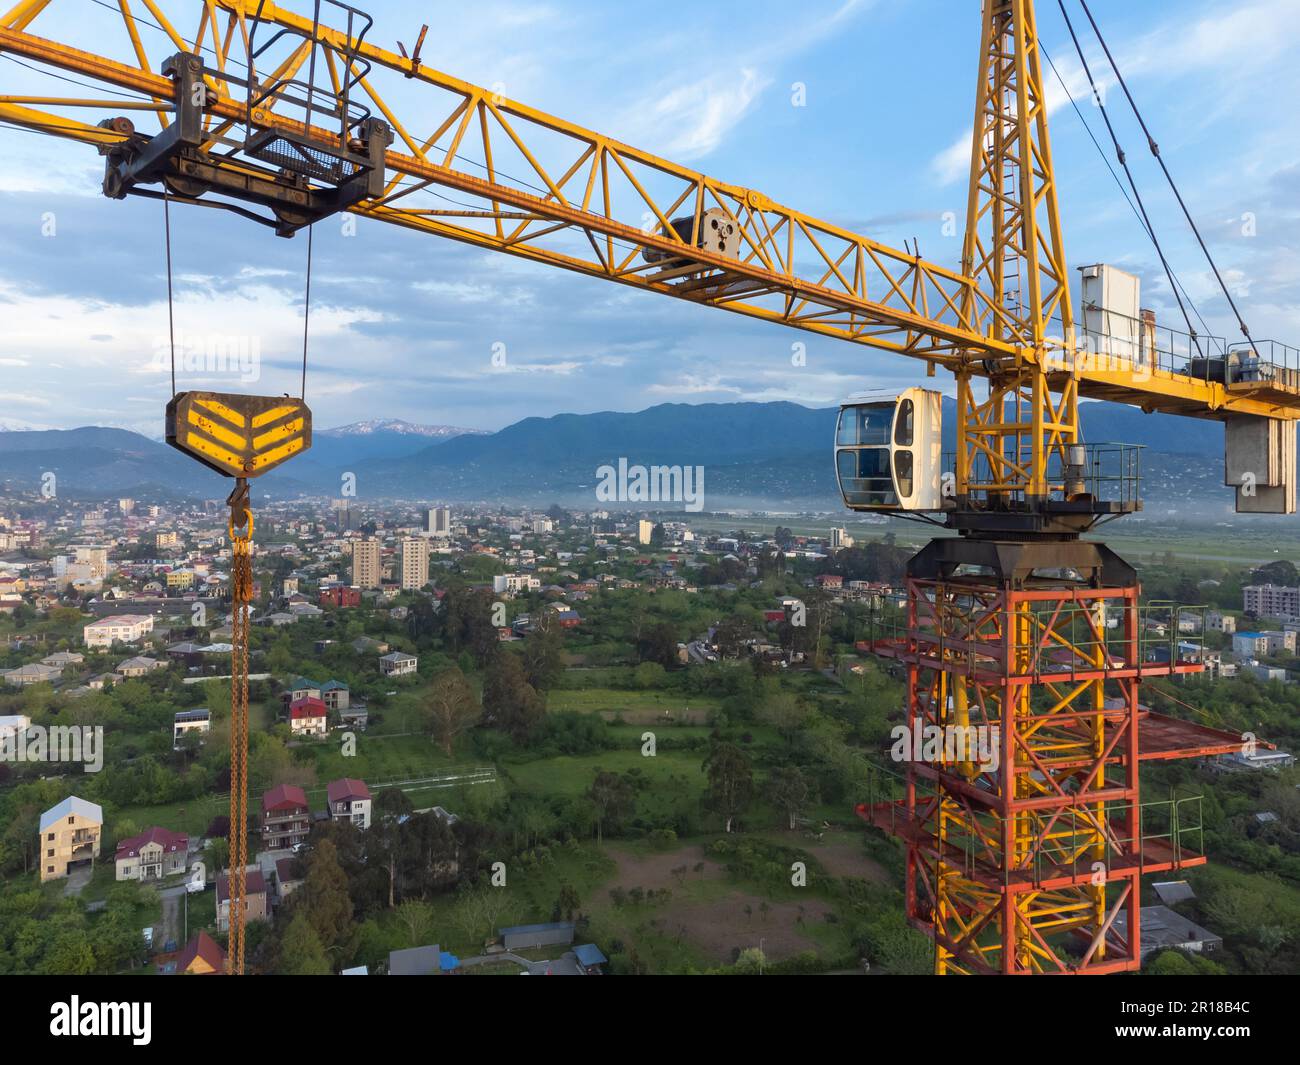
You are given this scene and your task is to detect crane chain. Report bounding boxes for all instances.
[226,478,253,975]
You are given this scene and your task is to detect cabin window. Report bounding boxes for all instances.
[837,403,893,447]
[894,450,914,497]
[894,399,914,446]
[837,448,898,507]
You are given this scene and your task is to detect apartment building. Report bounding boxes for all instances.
[74,545,109,578]
[261,784,310,850]
[115,826,189,882]
[400,537,429,590]
[1262,630,1298,655]
[352,538,382,589]
[39,796,103,882]
[166,569,195,591]
[83,614,154,648]
[492,573,540,598]
[326,778,372,830]
[637,519,655,545]
[1232,632,1272,657]
[427,506,451,538]
[1243,583,1300,621]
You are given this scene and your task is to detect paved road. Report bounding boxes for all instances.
[159,885,188,949]
[62,867,92,898]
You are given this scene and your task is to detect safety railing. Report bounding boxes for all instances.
[862,597,1209,678]
[860,760,1206,888]
[1050,308,1300,394]
[942,442,1142,509]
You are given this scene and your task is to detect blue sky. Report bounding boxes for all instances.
[0,0,1297,435]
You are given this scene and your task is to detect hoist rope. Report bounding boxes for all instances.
[1056,0,1203,357]
[1038,41,1216,347]
[301,224,313,399]
[1077,0,1256,351]
[164,192,176,396]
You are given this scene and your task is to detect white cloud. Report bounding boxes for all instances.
[624,68,771,161]
[646,374,742,396]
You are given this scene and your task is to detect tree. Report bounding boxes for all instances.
[424,666,481,756]
[714,615,752,660]
[523,615,565,691]
[760,692,810,744]
[766,765,814,830]
[482,649,545,743]
[296,839,356,960]
[278,911,331,975]
[0,804,39,874]
[638,621,680,669]
[451,886,509,947]
[1250,559,1299,589]
[395,900,436,947]
[372,788,414,908]
[587,770,635,843]
[703,741,754,833]
[205,836,230,878]
[553,883,581,921]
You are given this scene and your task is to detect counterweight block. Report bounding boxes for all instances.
[165,391,312,479]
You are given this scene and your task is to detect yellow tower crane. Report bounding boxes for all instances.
[2,0,1296,973]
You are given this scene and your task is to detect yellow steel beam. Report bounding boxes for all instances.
[0,6,1296,425]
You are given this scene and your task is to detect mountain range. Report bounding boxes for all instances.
[0,400,1248,516]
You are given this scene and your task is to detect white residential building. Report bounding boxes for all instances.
[492,573,540,598]
[84,614,154,648]
[173,709,211,749]
[379,651,418,676]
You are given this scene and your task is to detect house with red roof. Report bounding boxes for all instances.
[114,826,189,882]
[261,784,310,850]
[287,695,328,738]
[326,778,372,830]
[175,930,226,975]
[216,868,269,932]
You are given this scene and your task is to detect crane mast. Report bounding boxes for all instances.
[2,0,1295,974]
